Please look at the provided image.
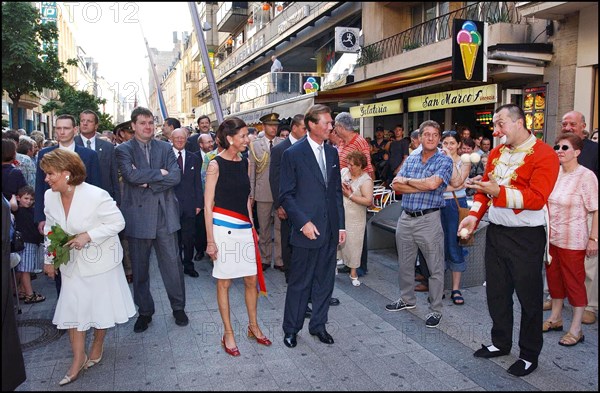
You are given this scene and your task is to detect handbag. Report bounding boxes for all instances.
[453,192,474,246]
[11,229,25,253]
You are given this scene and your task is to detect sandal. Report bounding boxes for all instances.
[542,319,563,333]
[450,290,464,305]
[349,275,361,287]
[558,331,584,346]
[23,292,46,304]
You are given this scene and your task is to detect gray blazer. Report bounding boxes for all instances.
[75,134,121,205]
[115,138,182,238]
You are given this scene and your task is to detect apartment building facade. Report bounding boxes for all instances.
[148,2,597,143]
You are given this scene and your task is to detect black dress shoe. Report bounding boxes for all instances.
[283,333,297,348]
[304,305,312,319]
[274,265,286,272]
[310,330,334,344]
[173,310,189,326]
[133,315,152,333]
[329,297,340,306]
[507,359,538,377]
[184,267,199,277]
[473,344,509,358]
[193,251,204,261]
[261,263,270,270]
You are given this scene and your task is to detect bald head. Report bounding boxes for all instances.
[199,133,214,153]
[561,111,586,138]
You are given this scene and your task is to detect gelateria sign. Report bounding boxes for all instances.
[408,84,497,112]
[349,99,403,119]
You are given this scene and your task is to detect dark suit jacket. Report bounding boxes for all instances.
[34,145,102,223]
[75,134,121,205]
[269,137,292,210]
[2,196,26,391]
[115,139,182,238]
[579,138,598,178]
[173,150,204,218]
[280,137,345,249]
[185,133,200,153]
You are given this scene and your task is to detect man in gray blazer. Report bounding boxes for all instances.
[76,110,121,205]
[116,107,188,332]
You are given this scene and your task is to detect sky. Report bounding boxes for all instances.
[65,2,192,108]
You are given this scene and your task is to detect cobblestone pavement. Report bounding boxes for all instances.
[14,248,598,391]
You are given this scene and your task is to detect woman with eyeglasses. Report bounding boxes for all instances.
[545,132,598,346]
[440,130,471,305]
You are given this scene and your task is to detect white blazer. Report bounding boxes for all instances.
[44,182,125,278]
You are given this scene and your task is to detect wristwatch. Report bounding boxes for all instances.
[589,237,598,242]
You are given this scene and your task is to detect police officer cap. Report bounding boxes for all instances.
[260,113,280,125]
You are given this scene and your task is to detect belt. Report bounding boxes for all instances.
[405,208,440,218]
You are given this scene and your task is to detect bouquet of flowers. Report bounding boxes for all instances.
[44,224,76,269]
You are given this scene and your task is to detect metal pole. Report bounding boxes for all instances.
[143,35,169,122]
[188,2,224,124]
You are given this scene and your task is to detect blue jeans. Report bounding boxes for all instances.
[440,196,467,273]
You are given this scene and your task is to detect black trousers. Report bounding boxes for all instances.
[359,230,368,271]
[485,224,546,362]
[283,226,336,335]
[194,210,207,256]
[280,217,292,282]
[177,216,196,268]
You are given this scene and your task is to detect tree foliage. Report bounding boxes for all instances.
[42,85,114,131]
[1,2,67,128]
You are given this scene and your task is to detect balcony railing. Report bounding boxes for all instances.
[357,2,522,67]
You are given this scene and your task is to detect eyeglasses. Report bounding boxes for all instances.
[442,130,457,137]
[553,144,570,151]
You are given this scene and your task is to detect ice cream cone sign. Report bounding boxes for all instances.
[455,21,482,80]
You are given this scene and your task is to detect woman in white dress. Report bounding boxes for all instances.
[204,117,271,357]
[41,149,135,386]
[339,150,374,286]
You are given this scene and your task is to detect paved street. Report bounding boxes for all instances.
[14,248,598,391]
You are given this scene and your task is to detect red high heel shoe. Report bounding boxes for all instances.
[221,335,240,357]
[247,325,272,346]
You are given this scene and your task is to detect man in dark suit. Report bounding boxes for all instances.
[116,107,188,332]
[269,114,306,281]
[75,110,121,205]
[34,114,102,233]
[186,115,214,153]
[171,128,204,277]
[279,104,346,348]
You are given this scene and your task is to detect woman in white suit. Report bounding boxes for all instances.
[41,149,135,386]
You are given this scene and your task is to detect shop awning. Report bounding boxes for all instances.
[231,92,316,125]
[316,60,452,102]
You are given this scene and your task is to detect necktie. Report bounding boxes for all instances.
[144,144,150,164]
[86,139,92,149]
[269,140,273,151]
[317,145,327,182]
[177,151,183,173]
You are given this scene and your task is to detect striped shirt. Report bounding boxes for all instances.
[338,134,374,176]
[399,150,453,211]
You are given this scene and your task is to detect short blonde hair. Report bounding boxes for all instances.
[40,149,86,185]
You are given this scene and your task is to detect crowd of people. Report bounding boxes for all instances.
[2,103,598,387]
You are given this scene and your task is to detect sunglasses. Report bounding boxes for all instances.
[442,130,457,137]
[553,144,570,151]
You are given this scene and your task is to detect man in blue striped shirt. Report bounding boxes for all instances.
[387,120,453,328]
